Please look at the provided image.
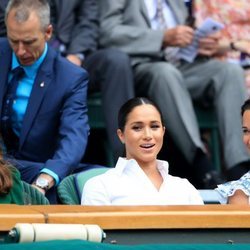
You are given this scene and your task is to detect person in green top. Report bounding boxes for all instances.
[0,159,24,204]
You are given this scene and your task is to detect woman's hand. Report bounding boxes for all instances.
[198,32,221,57]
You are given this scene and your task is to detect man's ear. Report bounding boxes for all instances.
[45,24,53,41]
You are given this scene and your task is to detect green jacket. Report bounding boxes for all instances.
[0,168,24,205]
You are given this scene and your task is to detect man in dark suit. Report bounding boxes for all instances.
[0,0,135,162]
[0,0,90,203]
[48,0,135,162]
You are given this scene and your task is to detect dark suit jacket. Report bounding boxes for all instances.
[0,38,89,181]
[0,0,8,37]
[49,0,99,56]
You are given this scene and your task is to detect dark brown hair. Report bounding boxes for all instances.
[118,97,164,132]
[241,99,250,116]
[0,159,13,195]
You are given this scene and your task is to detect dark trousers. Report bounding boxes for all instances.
[84,48,135,161]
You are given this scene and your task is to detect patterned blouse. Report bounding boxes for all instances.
[216,171,250,204]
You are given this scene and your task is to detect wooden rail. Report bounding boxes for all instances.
[1,204,250,232]
[0,205,45,231]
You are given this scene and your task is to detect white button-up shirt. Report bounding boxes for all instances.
[143,0,180,63]
[82,158,204,205]
[144,0,177,30]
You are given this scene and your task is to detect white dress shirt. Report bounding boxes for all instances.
[144,0,180,63]
[144,0,177,30]
[81,158,204,205]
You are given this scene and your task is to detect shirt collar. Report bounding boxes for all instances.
[11,43,48,78]
[115,157,169,178]
[156,159,169,179]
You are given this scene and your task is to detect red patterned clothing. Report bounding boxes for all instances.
[195,0,250,94]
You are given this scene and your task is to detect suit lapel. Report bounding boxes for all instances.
[139,0,151,27]
[19,47,54,148]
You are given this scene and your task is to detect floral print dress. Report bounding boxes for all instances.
[216,171,250,204]
[194,0,250,95]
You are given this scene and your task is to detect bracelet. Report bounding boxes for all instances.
[230,42,237,51]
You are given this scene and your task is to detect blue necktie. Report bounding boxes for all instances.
[1,66,24,151]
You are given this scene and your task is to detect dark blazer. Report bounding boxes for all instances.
[0,38,89,181]
[0,0,8,37]
[49,0,99,56]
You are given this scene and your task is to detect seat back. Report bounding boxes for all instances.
[57,167,109,205]
[22,181,50,205]
[87,92,115,167]
[199,189,221,204]
[194,104,221,172]
[75,167,109,202]
[57,174,78,204]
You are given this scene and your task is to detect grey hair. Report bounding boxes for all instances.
[5,0,50,31]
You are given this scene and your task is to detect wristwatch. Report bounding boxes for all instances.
[35,177,50,191]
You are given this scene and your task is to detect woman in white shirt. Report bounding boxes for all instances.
[216,99,250,204]
[81,97,203,205]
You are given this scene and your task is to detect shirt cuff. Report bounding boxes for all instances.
[75,53,85,62]
[40,168,60,186]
